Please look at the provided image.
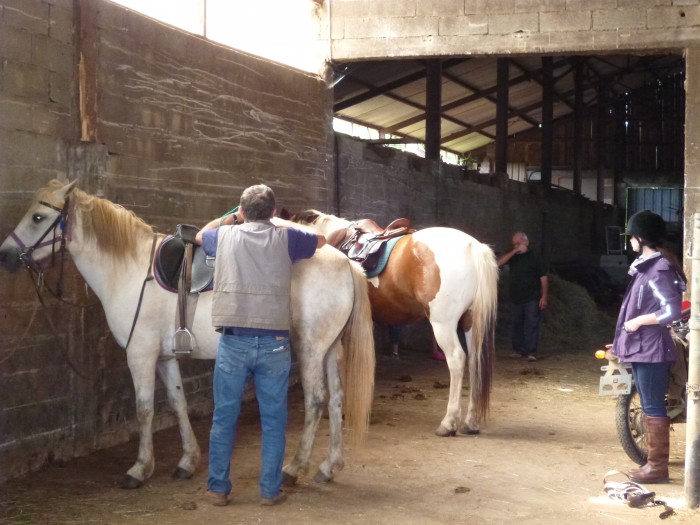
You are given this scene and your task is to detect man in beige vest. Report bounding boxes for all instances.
[196,185,325,506]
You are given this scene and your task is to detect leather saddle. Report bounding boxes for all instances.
[328,218,413,275]
[154,231,214,294]
[154,224,213,358]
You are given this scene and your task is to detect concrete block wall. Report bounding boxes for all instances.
[334,134,617,262]
[0,0,75,220]
[0,0,334,483]
[0,0,87,483]
[94,1,334,232]
[330,0,700,59]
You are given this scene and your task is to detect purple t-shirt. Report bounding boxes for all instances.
[201,225,317,261]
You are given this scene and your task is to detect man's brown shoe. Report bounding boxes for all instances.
[260,491,287,506]
[206,490,229,506]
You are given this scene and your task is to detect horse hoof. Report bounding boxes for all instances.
[120,474,143,489]
[313,470,332,484]
[282,472,298,486]
[459,425,480,435]
[435,426,456,437]
[172,467,193,480]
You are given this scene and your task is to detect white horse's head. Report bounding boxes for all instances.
[0,179,77,273]
[284,209,351,237]
[0,178,154,274]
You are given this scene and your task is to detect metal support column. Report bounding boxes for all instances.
[425,59,442,161]
[596,79,608,203]
[495,58,509,175]
[540,57,553,188]
[572,59,583,196]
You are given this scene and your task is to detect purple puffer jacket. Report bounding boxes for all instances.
[612,253,685,363]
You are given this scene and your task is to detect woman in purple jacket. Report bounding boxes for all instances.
[612,210,686,483]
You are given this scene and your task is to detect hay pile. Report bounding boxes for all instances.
[496,273,617,355]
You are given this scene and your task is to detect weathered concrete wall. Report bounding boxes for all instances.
[330,0,700,60]
[95,1,334,230]
[0,0,333,483]
[684,47,700,281]
[335,133,616,262]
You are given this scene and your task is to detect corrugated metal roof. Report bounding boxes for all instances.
[332,55,683,156]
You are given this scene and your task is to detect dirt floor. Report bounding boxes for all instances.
[1,342,697,525]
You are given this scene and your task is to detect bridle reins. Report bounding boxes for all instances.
[7,196,100,380]
[7,195,159,377]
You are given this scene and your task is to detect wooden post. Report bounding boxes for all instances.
[76,0,99,143]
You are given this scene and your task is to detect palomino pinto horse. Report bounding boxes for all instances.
[288,210,498,436]
[0,180,375,488]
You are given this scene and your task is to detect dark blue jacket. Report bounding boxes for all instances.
[613,253,685,363]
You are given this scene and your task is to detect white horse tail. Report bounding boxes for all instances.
[340,259,375,446]
[465,241,499,423]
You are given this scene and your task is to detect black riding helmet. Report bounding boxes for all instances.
[626,210,666,246]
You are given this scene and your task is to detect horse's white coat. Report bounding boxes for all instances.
[0,181,375,487]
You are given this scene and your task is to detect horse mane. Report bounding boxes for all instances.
[49,183,155,262]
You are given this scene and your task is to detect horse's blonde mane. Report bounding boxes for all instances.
[39,181,154,262]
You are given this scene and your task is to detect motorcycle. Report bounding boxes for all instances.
[596,301,690,465]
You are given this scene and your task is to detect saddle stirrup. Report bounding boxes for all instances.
[173,242,197,357]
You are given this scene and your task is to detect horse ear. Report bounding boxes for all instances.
[59,179,78,198]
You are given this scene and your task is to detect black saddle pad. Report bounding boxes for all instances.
[154,235,213,293]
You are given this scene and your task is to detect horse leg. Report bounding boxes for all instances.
[314,341,344,483]
[155,358,202,480]
[122,349,159,489]
[282,352,327,485]
[459,327,481,435]
[431,321,467,437]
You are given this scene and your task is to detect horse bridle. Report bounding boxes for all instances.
[7,196,101,380]
[10,198,70,281]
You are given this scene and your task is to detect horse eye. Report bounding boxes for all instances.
[32,214,44,223]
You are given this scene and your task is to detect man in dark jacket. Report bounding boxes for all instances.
[497,231,548,362]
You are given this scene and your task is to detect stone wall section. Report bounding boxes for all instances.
[331,0,700,59]
[0,0,333,483]
[335,134,616,262]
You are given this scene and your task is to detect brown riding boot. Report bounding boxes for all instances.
[628,415,670,483]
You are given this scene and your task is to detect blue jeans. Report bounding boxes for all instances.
[207,334,291,499]
[511,300,541,357]
[631,362,670,417]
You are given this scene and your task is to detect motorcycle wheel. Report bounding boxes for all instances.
[615,384,647,466]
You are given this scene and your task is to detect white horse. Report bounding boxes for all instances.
[0,179,375,488]
[286,210,498,436]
